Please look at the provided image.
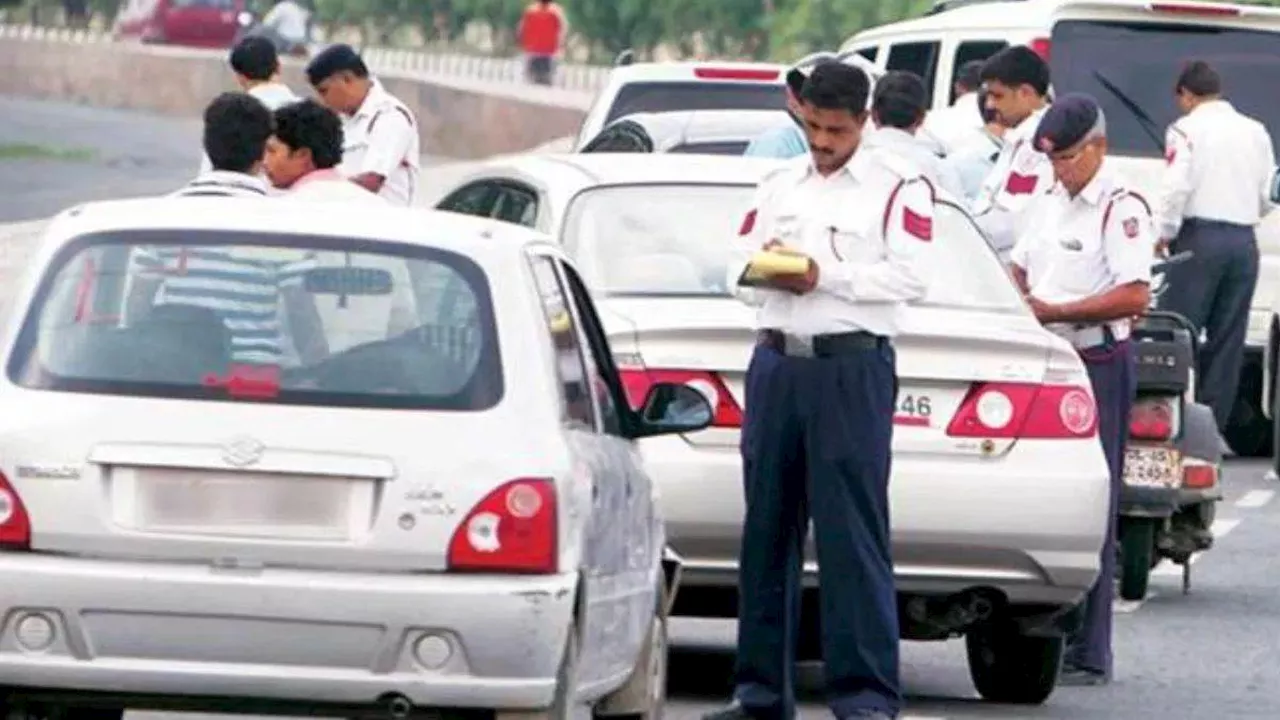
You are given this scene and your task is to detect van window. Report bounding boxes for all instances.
[1052,19,1280,159]
[854,46,878,63]
[950,40,1007,104]
[886,41,941,106]
[605,83,786,125]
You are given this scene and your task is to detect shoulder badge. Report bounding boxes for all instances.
[1122,217,1139,239]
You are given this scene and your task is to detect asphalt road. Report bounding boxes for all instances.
[4,96,1280,720]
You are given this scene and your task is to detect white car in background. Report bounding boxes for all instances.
[435,153,1111,705]
[0,199,701,720]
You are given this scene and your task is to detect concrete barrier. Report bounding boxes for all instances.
[0,25,592,160]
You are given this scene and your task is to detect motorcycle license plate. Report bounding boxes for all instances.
[1123,447,1181,488]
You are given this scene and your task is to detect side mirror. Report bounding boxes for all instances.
[632,381,713,438]
[614,49,635,67]
[1269,166,1280,205]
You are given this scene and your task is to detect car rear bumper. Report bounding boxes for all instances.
[644,435,1108,608]
[0,554,576,710]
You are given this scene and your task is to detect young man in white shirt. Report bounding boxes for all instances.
[264,99,417,352]
[197,36,299,175]
[260,0,311,53]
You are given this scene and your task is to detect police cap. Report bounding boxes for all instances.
[305,43,369,86]
[1032,92,1105,154]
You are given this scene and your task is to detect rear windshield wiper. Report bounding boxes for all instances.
[1091,70,1165,153]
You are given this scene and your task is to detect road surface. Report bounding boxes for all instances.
[3,95,1280,719]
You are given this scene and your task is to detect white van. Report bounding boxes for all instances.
[841,0,1280,456]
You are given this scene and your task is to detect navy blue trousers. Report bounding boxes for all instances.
[733,341,901,720]
[1067,340,1136,676]
[1157,219,1258,431]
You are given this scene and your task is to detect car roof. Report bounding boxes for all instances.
[482,153,790,191]
[40,198,558,259]
[610,109,789,144]
[607,60,788,85]
[849,0,1280,40]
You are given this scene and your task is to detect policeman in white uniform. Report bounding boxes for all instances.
[305,44,421,207]
[971,46,1053,261]
[705,62,934,720]
[1010,93,1153,688]
[863,69,965,199]
[1156,60,1275,433]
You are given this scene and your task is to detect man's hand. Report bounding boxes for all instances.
[770,258,819,295]
[1025,294,1062,324]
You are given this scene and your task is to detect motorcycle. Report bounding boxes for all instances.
[1117,250,1224,601]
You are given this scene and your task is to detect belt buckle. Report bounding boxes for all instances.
[783,333,815,358]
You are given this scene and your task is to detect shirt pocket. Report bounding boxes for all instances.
[1049,234,1103,295]
[815,205,882,266]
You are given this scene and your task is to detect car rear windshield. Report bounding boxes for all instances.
[561,184,1023,312]
[1051,19,1280,158]
[6,230,502,411]
[604,81,787,125]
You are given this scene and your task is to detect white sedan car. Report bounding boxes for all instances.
[0,199,703,720]
[436,153,1112,704]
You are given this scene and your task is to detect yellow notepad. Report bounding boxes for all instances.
[741,250,810,283]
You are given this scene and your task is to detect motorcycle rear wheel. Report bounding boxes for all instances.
[1119,519,1156,601]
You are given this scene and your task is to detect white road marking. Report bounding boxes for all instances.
[1235,489,1276,509]
[1150,518,1241,578]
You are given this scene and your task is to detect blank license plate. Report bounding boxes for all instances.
[136,469,353,540]
[1123,447,1181,488]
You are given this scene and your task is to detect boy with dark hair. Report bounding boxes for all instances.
[198,36,300,174]
[923,58,988,153]
[264,99,357,198]
[305,44,421,206]
[183,91,274,195]
[971,45,1054,261]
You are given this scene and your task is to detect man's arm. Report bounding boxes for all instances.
[1257,123,1276,219]
[350,110,414,194]
[814,177,934,304]
[724,173,788,306]
[1156,125,1194,242]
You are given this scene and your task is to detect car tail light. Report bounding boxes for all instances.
[0,472,31,549]
[1149,2,1240,16]
[693,67,781,81]
[1183,462,1217,490]
[1029,37,1051,61]
[946,382,1097,439]
[618,368,743,428]
[1130,398,1175,441]
[447,478,557,574]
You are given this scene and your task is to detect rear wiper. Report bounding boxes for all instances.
[1091,70,1165,152]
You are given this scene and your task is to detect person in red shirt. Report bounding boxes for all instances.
[517,0,565,85]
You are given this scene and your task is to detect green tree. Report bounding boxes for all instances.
[565,0,667,62]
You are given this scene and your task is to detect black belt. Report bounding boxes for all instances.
[758,329,885,358]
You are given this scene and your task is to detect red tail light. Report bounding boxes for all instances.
[1149,2,1240,16]
[618,368,743,428]
[1130,398,1175,441]
[1029,37,1051,62]
[0,472,31,549]
[693,67,781,81]
[447,478,557,574]
[1183,463,1216,490]
[946,382,1097,439]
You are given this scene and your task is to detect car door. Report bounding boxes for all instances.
[436,180,501,220]
[525,252,636,687]
[555,259,657,672]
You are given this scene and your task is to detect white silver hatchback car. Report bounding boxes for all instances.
[436,153,1112,705]
[0,198,707,720]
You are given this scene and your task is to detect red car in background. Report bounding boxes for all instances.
[112,0,250,49]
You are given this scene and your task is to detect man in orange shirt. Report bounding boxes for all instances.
[518,0,565,85]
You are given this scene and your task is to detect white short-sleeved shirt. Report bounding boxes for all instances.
[724,149,936,339]
[339,80,421,208]
[1010,160,1155,341]
[972,106,1052,259]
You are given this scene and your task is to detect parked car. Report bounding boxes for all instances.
[579,109,792,156]
[0,197,698,719]
[112,0,250,49]
[434,153,1112,705]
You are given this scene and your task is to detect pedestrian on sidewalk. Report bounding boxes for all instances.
[518,0,566,86]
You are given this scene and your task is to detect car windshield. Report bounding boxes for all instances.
[1051,19,1280,158]
[604,82,787,125]
[562,184,1024,312]
[7,230,502,410]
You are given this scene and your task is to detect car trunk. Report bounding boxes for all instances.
[604,298,1056,456]
[1047,3,1280,343]
[163,0,238,45]
[2,393,547,573]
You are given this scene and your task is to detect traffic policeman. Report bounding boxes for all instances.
[1156,60,1275,435]
[706,61,935,720]
[1010,93,1152,687]
[305,44,421,207]
[972,45,1053,262]
[863,70,965,199]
